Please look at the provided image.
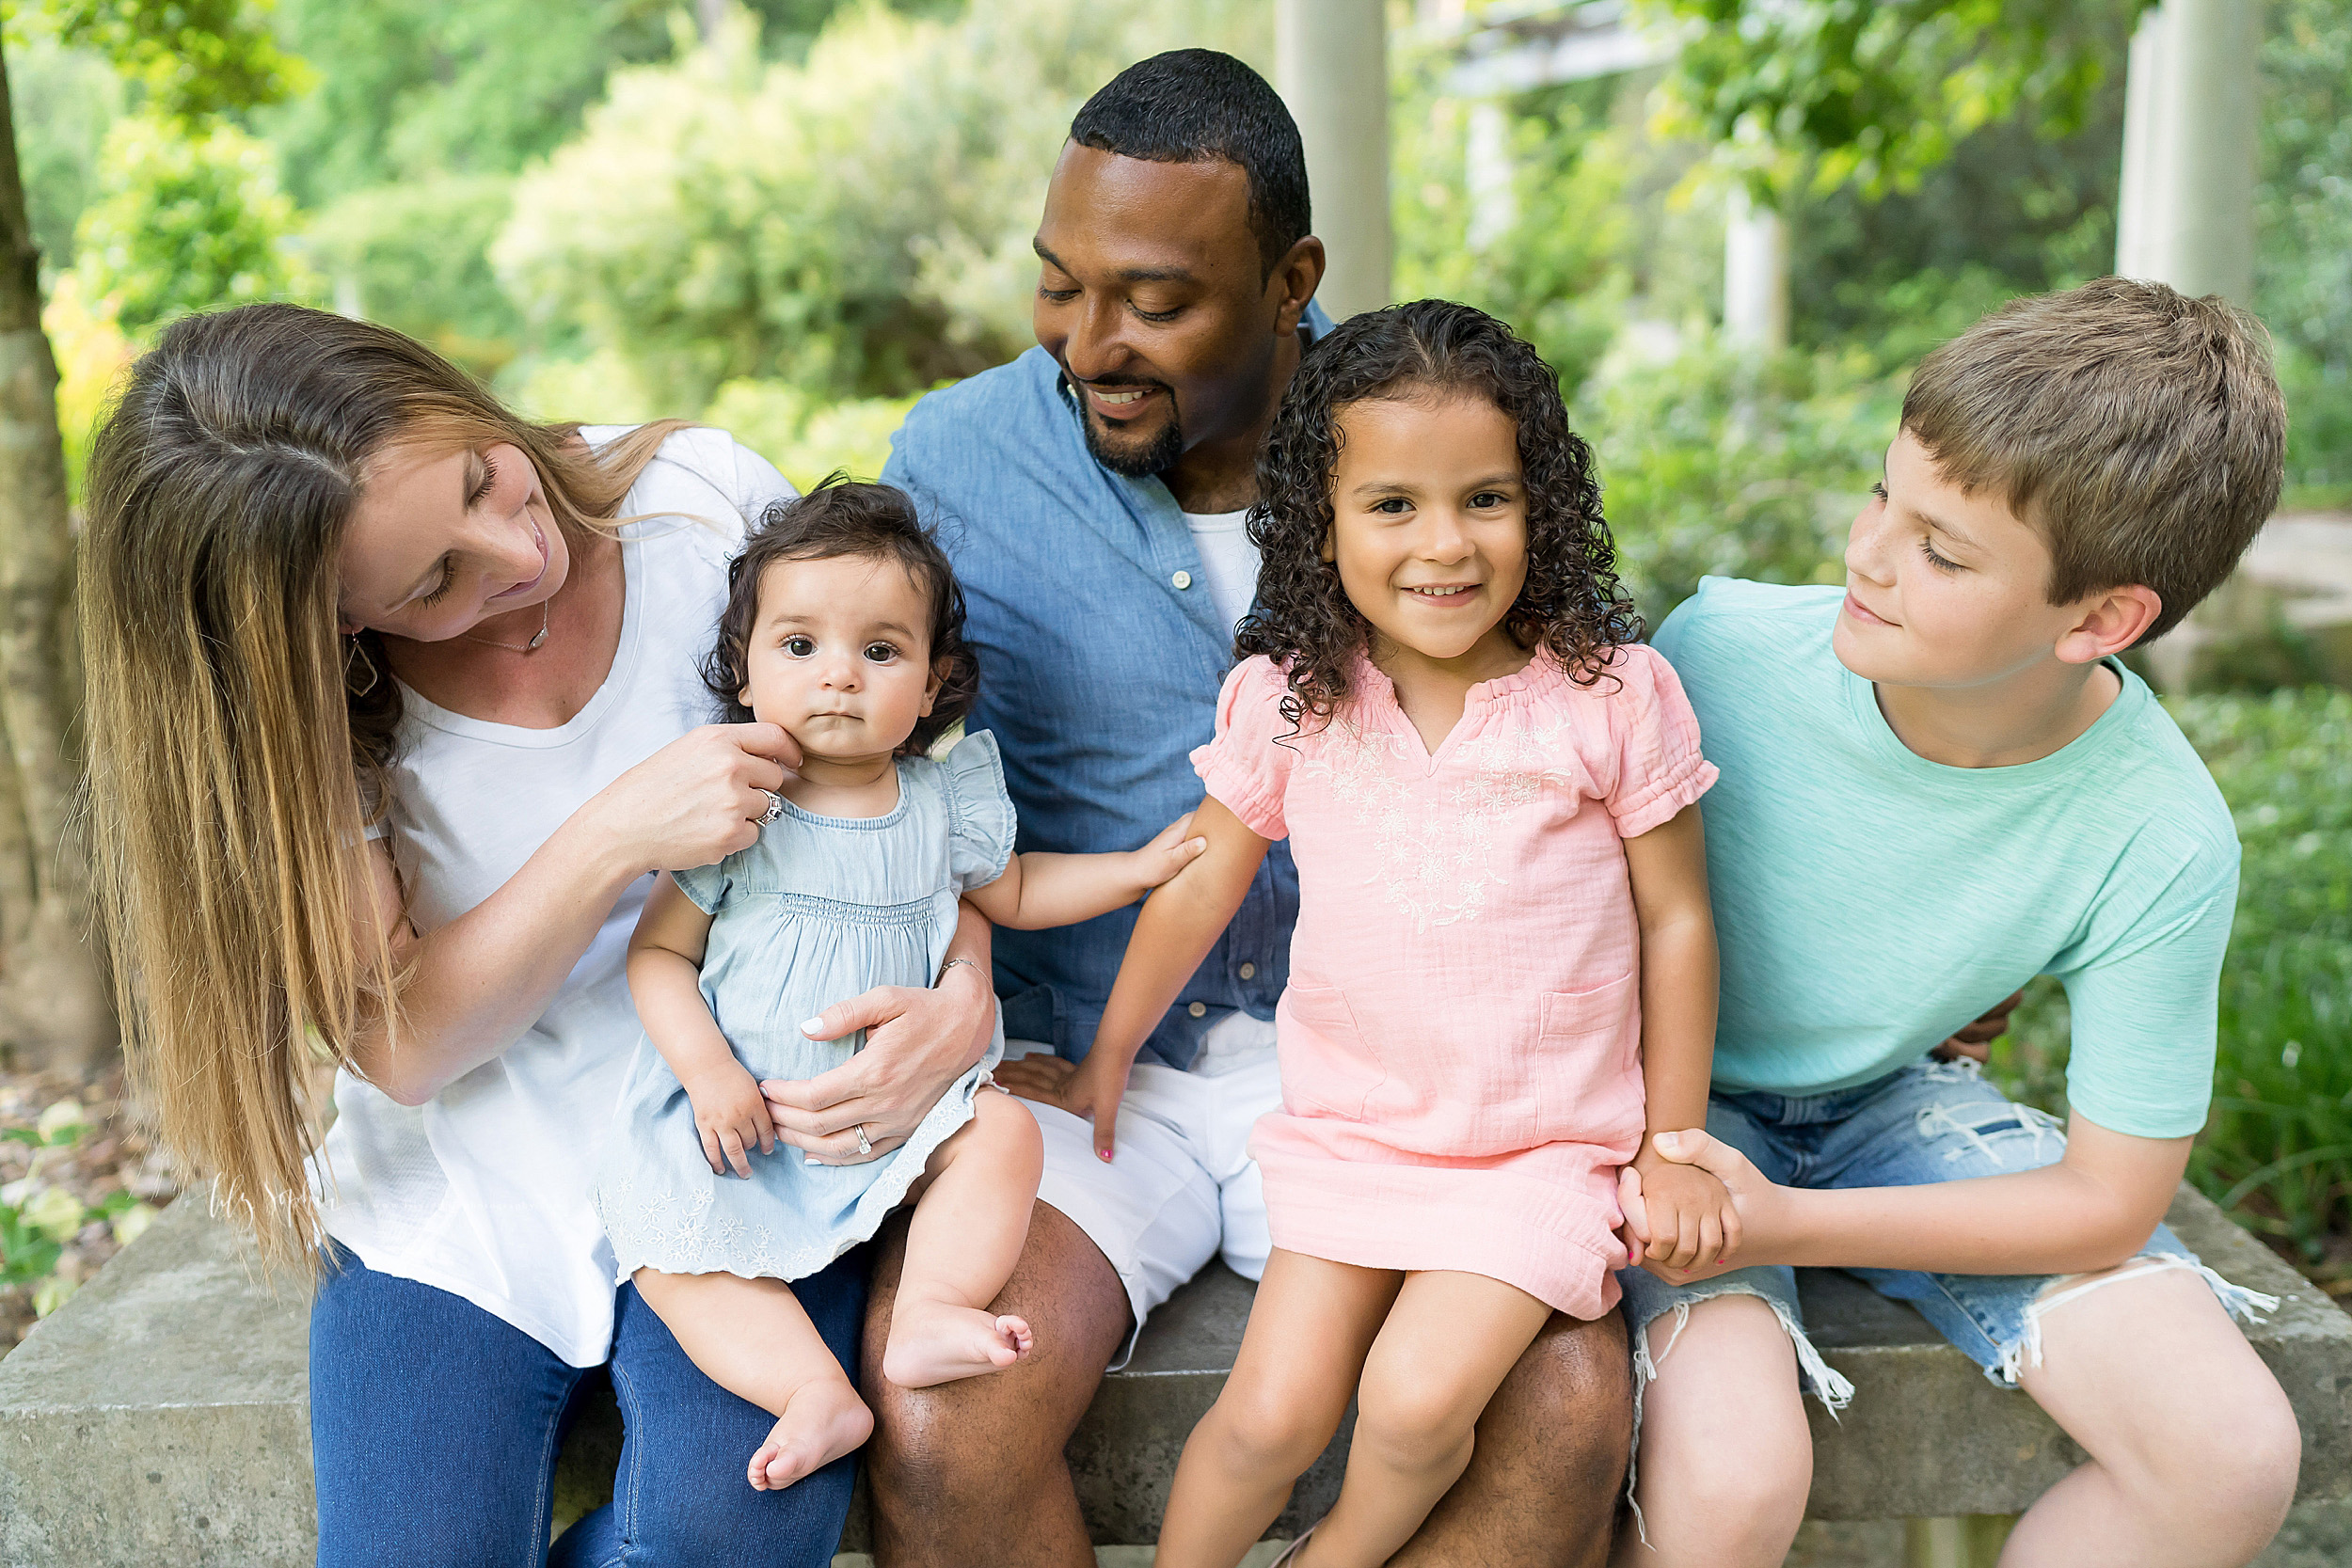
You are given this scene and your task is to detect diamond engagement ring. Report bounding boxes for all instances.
[853,1124,872,1156]
[758,789,786,826]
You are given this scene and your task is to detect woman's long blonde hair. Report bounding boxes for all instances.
[80,303,686,1270]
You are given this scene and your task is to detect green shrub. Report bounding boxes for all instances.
[1575,344,1899,629]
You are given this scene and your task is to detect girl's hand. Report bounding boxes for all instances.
[585,723,801,878]
[683,1061,776,1178]
[1629,1158,1740,1275]
[1621,1129,1782,1283]
[761,959,996,1164]
[995,1051,1131,1162]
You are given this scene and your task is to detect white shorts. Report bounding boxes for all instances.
[1009,1018,1280,1369]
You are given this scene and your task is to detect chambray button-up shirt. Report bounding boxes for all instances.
[881,318,1327,1069]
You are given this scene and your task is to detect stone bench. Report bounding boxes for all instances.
[3,1185,2346,1566]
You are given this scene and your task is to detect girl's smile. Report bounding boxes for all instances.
[1324,392,1531,683]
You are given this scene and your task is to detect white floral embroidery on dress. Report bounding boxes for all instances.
[1301,707,1574,933]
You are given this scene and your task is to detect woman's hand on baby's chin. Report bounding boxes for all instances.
[586,722,803,879]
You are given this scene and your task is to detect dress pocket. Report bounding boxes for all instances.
[1276,984,1387,1119]
[1535,973,1643,1145]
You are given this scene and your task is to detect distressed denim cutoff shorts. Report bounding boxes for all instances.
[1615,1057,2276,1421]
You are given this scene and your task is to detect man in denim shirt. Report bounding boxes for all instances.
[866,51,1631,1567]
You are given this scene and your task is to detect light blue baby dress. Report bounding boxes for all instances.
[593,730,1011,1283]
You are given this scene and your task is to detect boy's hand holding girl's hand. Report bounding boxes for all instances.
[1622,1139,1741,1275]
[684,1061,778,1178]
[1619,1129,1788,1283]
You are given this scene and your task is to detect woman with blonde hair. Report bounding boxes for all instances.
[78,303,998,1565]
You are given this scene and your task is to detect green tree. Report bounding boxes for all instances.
[1640,0,2156,199]
[72,112,312,336]
[493,0,1266,414]
[0,0,301,1069]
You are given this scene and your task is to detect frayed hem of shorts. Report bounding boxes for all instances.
[1621,1285,1854,1547]
[1989,1252,2281,1386]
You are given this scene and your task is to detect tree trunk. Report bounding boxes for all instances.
[0,47,116,1072]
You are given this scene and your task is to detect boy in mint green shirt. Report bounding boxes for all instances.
[1614,278,2301,1567]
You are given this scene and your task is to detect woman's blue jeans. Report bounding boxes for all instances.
[310,1243,866,1567]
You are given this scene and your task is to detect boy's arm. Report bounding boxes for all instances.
[993,796,1269,1159]
[1620,804,1737,1272]
[628,874,773,1177]
[1638,1113,2188,1278]
[961,815,1208,930]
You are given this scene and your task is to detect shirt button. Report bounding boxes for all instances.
[1238,962,1257,979]
[1172,570,1193,590]
[1187,1001,1208,1018]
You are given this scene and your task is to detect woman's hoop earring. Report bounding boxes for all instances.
[344,636,380,697]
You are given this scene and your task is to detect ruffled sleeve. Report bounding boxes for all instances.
[671,857,733,915]
[1188,656,1296,841]
[1598,643,1718,839]
[939,729,1018,894]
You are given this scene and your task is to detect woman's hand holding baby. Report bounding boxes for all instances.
[684,1061,777,1178]
[763,905,998,1165]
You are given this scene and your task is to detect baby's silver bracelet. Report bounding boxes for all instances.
[935,957,983,989]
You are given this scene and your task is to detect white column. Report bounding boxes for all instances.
[2115,0,2264,304]
[1723,184,1789,352]
[1465,100,1517,252]
[1277,0,1392,321]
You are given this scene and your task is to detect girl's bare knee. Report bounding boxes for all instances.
[1207,1380,1343,1479]
[1353,1355,1484,1470]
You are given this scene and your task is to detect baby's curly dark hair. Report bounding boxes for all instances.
[1238,298,1640,733]
[702,475,979,757]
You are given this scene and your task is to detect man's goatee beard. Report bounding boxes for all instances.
[1083,406,1184,479]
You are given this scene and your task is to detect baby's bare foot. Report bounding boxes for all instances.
[746,1380,872,1491]
[881,1303,1036,1387]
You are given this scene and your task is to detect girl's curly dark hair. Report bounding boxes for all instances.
[702,475,979,757]
[1237,298,1640,734]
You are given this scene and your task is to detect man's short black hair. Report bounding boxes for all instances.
[1068,49,1311,279]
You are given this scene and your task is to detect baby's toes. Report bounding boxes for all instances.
[748,1443,781,1491]
[995,1314,1035,1363]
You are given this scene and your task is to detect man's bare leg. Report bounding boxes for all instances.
[865,1200,1132,1568]
[1392,1308,1634,1568]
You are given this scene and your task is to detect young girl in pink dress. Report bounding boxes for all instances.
[1041,301,1738,1567]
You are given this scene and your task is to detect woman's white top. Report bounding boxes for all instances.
[310,426,792,1366]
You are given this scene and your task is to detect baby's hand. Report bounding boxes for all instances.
[1631,1156,1740,1275]
[1127,813,1208,895]
[682,1062,776,1179]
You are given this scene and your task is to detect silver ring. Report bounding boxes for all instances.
[758,789,786,826]
[853,1124,872,1156]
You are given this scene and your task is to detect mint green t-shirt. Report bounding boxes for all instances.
[1658,578,2239,1139]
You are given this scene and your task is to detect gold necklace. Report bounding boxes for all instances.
[461,597,550,654]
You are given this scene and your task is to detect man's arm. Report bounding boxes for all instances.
[1636,1111,2189,1280]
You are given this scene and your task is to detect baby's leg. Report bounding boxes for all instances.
[1305,1270,1553,1567]
[630,1267,873,1491]
[880,1089,1047,1387]
[1155,1249,1401,1568]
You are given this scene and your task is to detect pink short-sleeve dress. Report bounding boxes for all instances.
[1192,644,1717,1319]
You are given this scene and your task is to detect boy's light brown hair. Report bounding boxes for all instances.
[1901,277,2285,643]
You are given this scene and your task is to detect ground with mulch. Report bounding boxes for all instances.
[0,1064,178,1351]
